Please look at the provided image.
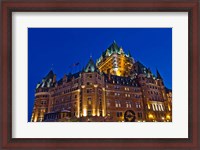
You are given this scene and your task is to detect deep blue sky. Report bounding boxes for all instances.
[28,28,172,121]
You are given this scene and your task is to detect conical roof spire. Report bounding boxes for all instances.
[45,70,54,80]
[156,69,163,80]
[37,70,55,89]
[84,57,97,72]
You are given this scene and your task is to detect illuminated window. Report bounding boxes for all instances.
[115,100,121,107]
[161,104,164,111]
[158,105,161,111]
[126,101,132,108]
[88,97,92,105]
[118,101,121,107]
[155,104,158,111]
[152,104,155,111]
[125,87,129,91]
[136,102,141,108]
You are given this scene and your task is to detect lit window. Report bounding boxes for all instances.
[88,97,92,105]
[136,102,141,108]
[160,104,163,111]
[126,101,132,108]
[119,102,121,107]
[158,105,161,111]
[152,104,155,111]
[127,88,129,91]
[161,104,164,111]
[155,104,158,111]
[115,102,119,107]
[115,100,121,107]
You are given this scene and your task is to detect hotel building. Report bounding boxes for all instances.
[31,41,172,122]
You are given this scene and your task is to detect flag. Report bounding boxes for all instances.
[69,62,80,68]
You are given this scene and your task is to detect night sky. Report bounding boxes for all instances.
[28,28,172,121]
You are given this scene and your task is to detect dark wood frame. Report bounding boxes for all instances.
[1,0,199,149]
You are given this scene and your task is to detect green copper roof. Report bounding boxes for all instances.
[84,57,98,72]
[96,41,134,65]
[37,70,55,89]
[135,61,147,74]
[107,40,120,53]
[102,41,120,58]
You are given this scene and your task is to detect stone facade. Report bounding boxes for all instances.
[31,41,172,122]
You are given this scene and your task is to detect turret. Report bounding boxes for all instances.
[31,70,55,122]
[84,57,98,73]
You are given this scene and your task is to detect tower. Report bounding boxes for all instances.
[96,41,134,77]
[81,57,106,119]
[31,70,55,122]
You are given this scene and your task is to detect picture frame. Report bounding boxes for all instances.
[1,0,199,149]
